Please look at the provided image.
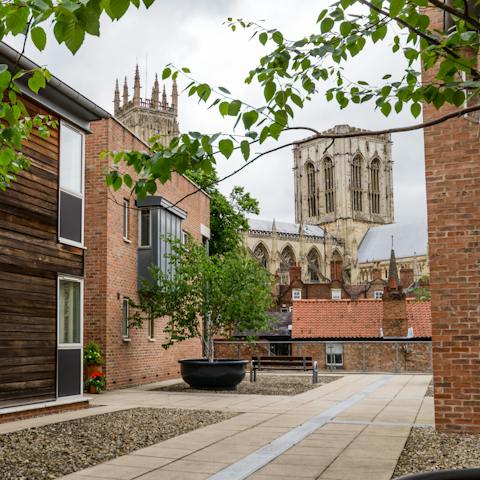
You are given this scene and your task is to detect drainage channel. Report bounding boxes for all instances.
[208,374,393,480]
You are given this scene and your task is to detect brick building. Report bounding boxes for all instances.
[84,117,210,390]
[423,6,480,432]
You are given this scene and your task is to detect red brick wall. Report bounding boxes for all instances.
[423,7,480,432]
[215,340,432,373]
[85,119,209,389]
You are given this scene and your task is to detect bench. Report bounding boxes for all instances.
[250,356,318,384]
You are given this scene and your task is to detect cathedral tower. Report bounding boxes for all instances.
[293,124,394,281]
[114,66,179,145]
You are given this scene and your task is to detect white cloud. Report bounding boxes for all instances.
[7,0,427,225]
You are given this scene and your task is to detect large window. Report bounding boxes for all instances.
[58,278,82,345]
[122,297,129,339]
[369,159,381,214]
[123,199,130,240]
[324,157,335,214]
[306,162,317,217]
[59,123,84,246]
[326,344,343,368]
[159,207,182,275]
[351,155,363,212]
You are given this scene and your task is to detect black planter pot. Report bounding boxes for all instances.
[179,358,248,390]
[397,469,480,480]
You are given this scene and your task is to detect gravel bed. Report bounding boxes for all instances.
[393,427,480,478]
[156,374,342,396]
[0,407,236,480]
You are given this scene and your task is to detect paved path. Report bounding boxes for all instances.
[47,374,433,480]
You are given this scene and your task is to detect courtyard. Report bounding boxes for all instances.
[0,373,438,480]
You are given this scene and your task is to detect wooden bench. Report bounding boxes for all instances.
[250,356,318,384]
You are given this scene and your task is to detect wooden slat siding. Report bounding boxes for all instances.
[0,96,84,407]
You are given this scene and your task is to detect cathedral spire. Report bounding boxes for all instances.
[133,64,141,105]
[151,74,160,109]
[171,78,178,112]
[122,76,129,106]
[162,84,168,109]
[114,78,120,114]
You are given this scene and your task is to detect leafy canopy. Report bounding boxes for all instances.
[186,169,259,256]
[106,0,480,199]
[131,238,274,361]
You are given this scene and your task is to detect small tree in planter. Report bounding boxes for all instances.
[131,238,274,388]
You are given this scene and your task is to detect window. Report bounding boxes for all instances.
[253,243,269,269]
[148,314,155,340]
[324,157,335,214]
[351,155,363,212]
[59,123,84,246]
[326,344,343,368]
[307,248,321,282]
[369,159,381,215]
[58,278,82,345]
[139,209,151,247]
[123,199,129,240]
[159,207,183,275]
[306,162,317,217]
[374,290,384,299]
[292,289,302,300]
[331,289,342,300]
[122,297,129,339]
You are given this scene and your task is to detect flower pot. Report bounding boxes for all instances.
[88,384,97,394]
[86,364,103,378]
[179,359,248,390]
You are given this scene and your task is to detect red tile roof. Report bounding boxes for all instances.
[292,299,431,339]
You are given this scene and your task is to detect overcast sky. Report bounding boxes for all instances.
[8,0,427,225]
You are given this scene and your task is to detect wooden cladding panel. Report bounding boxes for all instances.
[0,97,84,407]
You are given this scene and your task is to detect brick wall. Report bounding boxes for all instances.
[423,7,480,432]
[214,340,432,373]
[85,118,209,389]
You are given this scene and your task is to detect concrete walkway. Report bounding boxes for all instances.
[45,374,433,480]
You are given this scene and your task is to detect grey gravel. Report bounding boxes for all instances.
[0,407,236,480]
[156,374,342,396]
[393,427,480,478]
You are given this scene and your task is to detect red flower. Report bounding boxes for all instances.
[90,372,104,379]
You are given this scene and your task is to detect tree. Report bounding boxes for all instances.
[187,169,259,256]
[107,0,480,200]
[131,238,274,362]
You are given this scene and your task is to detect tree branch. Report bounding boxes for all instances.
[428,0,480,31]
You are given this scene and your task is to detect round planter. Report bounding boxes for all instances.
[88,384,97,394]
[397,469,480,480]
[179,359,248,390]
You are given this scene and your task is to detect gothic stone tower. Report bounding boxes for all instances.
[114,65,179,145]
[293,124,394,282]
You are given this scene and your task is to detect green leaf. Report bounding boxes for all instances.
[0,70,12,92]
[6,7,29,36]
[321,18,334,33]
[28,70,46,93]
[228,100,241,116]
[242,110,259,130]
[219,101,229,116]
[162,67,171,80]
[240,140,250,160]
[259,32,268,45]
[219,139,234,159]
[31,27,47,51]
[389,0,406,18]
[380,102,392,116]
[105,0,130,20]
[272,31,284,44]
[452,90,465,107]
[143,0,155,7]
[63,20,86,54]
[411,102,421,118]
[340,21,352,36]
[264,81,276,102]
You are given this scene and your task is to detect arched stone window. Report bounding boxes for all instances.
[279,246,296,285]
[324,157,335,214]
[307,248,322,282]
[253,243,269,269]
[306,162,317,217]
[351,155,363,212]
[369,158,380,214]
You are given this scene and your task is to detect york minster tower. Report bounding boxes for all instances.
[114,65,179,145]
[293,125,394,281]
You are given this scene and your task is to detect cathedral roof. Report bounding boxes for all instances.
[357,222,428,263]
[248,218,325,238]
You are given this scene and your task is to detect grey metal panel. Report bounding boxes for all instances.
[59,191,82,243]
[58,349,81,397]
[136,196,187,219]
[357,221,428,263]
